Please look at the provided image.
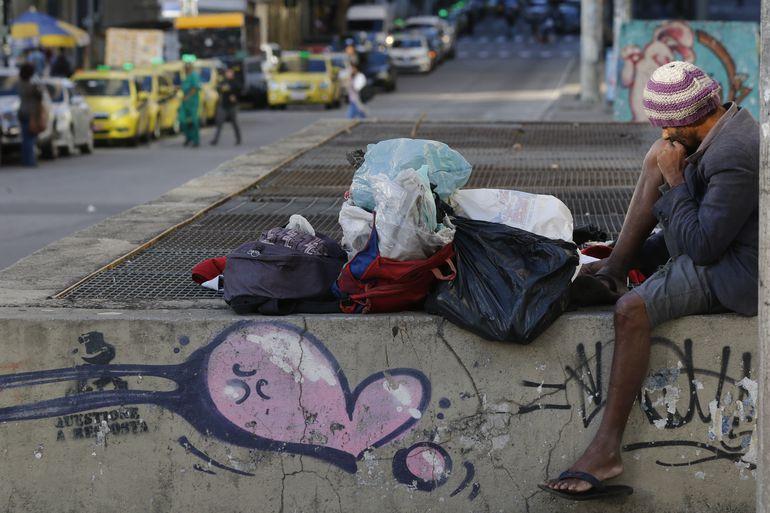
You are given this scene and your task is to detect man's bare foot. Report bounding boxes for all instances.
[545,441,624,493]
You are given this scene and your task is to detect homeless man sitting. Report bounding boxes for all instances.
[541,61,759,500]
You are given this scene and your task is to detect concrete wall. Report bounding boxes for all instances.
[0,308,757,512]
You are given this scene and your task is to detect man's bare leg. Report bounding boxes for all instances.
[546,140,669,492]
[546,292,651,492]
[581,138,669,285]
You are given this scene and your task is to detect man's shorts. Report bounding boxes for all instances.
[631,254,726,328]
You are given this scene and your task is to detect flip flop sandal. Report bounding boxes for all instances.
[570,273,625,306]
[538,470,634,501]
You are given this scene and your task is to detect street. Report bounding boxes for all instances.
[0,19,577,270]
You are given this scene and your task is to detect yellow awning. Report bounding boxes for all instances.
[174,12,245,30]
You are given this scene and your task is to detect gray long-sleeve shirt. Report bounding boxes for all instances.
[651,103,759,316]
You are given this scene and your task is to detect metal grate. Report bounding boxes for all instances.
[61,122,657,302]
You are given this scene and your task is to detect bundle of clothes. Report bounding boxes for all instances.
[192,138,627,344]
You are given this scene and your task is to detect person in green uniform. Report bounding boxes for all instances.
[179,59,201,147]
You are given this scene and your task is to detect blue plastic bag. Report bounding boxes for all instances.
[350,138,472,212]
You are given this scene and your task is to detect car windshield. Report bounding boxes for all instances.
[75,78,130,96]
[137,76,153,92]
[45,83,64,102]
[0,75,18,96]
[279,58,327,73]
[331,57,348,68]
[347,19,384,32]
[366,52,388,66]
[393,39,423,48]
[198,67,213,82]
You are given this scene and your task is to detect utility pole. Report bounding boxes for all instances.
[580,0,603,103]
[609,0,630,101]
[759,0,769,511]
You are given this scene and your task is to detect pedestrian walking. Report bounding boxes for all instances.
[179,59,201,148]
[17,63,44,167]
[211,68,241,146]
[346,64,367,120]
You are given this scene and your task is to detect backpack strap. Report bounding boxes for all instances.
[431,258,457,281]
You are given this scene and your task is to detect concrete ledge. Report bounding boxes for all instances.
[0,119,356,307]
[0,309,756,513]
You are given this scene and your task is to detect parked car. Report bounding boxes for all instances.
[328,52,353,85]
[241,56,268,108]
[194,59,222,124]
[267,54,342,109]
[42,78,94,155]
[360,50,397,92]
[387,34,434,73]
[405,16,456,59]
[556,0,580,34]
[0,68,58,159]
[134,68,181,136]
[72,69,151,145]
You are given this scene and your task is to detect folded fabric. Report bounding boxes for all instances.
[191,256,227,284]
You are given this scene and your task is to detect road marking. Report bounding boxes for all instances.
[540,51,553,58]
[518,51,532,59]
[561,50,574,58]
[478,50,490,58]
[495,35,506,43]
[479,36,489,43]
[514,35,525,43]
[498,51,510,59]
[458,51,470,59]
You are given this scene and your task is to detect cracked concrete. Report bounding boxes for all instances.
[0,309,757,512]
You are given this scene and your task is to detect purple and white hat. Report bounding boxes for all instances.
[642,61,722,128]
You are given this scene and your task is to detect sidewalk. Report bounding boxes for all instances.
[542,60,615,122]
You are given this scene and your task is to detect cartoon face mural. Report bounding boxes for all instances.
[0,321,430,473]
[615,20,759,122]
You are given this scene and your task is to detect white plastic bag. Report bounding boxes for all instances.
[370,168,454,261]
[451,189,573,242]
[339,200,373,260]
[339,168,454,261]
[285,214,315,236]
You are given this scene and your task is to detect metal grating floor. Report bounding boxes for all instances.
[62,121,657,302]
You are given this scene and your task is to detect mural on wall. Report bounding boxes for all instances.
[0,321,481,499]
[518,337,757,472]
[615,20,759,122]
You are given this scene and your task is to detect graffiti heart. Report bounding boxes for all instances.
[0,321,431,473]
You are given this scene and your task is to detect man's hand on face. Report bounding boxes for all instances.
[657,140,687,187]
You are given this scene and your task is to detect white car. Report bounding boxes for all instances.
[387,34,433,73]
[0,68,58,159]
[43,78,94,155]
[405,16,456,60]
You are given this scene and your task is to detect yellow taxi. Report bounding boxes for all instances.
[162,60,212,124]
[194,59,222,124]
[134,67,182,136]
[267,53,342,109]
[72,69,151,145]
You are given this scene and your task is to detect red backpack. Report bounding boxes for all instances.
[334,222,456,313]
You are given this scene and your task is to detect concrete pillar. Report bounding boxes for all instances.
[580,0,603,103]
[694,0,709,20]
[609,0,630,101]
[759,1,770,512]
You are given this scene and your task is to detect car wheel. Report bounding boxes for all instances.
[61,126,76,156]
[40,138,59,159]
[79,131,94,154]
[152,116,162,139]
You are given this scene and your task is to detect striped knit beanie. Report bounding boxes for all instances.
[642,61,722,127]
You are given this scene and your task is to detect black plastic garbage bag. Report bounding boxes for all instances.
[425,217,579,344]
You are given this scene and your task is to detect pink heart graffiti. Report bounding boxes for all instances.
[205,322,431,471]
[0,321,430,474]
